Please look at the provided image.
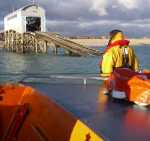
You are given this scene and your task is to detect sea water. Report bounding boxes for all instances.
[0,45,149,82]
[0,45,150,141]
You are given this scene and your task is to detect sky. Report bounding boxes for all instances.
[0,0,150,37]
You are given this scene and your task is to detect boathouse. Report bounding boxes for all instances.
[4,4,46,33]
[3,4,101,55]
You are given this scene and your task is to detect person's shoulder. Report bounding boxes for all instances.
[127,44,133,48]
[127,45,134,50]
[123,45,133,50]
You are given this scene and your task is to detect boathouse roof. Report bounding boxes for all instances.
[5,4,44,18]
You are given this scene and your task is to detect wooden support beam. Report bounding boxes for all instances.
[3,30,102,56]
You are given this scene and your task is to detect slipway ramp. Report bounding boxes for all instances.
[35,32,102,56]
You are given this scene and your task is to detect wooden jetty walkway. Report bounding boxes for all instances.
[35,32,102,56]
[3,30,102,56]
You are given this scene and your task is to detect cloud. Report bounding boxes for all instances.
[117,0,139,9]
[0,21,3,30]
[89,0,108,16]
[0,0,150,37]
[120,19,150,28]
[46,18,150,37]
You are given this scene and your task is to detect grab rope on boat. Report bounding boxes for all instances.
[0,73,108,84]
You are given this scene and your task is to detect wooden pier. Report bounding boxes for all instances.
[4,30,102,56]
[35,32,102,56]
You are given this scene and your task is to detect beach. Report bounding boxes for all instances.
[70,38,150,47]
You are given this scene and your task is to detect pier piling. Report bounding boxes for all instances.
[4,30,101,56]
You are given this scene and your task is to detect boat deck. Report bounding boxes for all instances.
[24,82,150,141]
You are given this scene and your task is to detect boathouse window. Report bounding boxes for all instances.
[26,17,41,32]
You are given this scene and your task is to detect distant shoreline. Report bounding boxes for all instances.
[70,38,150,47]
[0,38,150,49]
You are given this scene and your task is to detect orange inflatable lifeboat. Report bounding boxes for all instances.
[105,68,150,106]
[0,83,104,141]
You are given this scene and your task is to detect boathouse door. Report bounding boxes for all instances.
[26,17,41,32]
